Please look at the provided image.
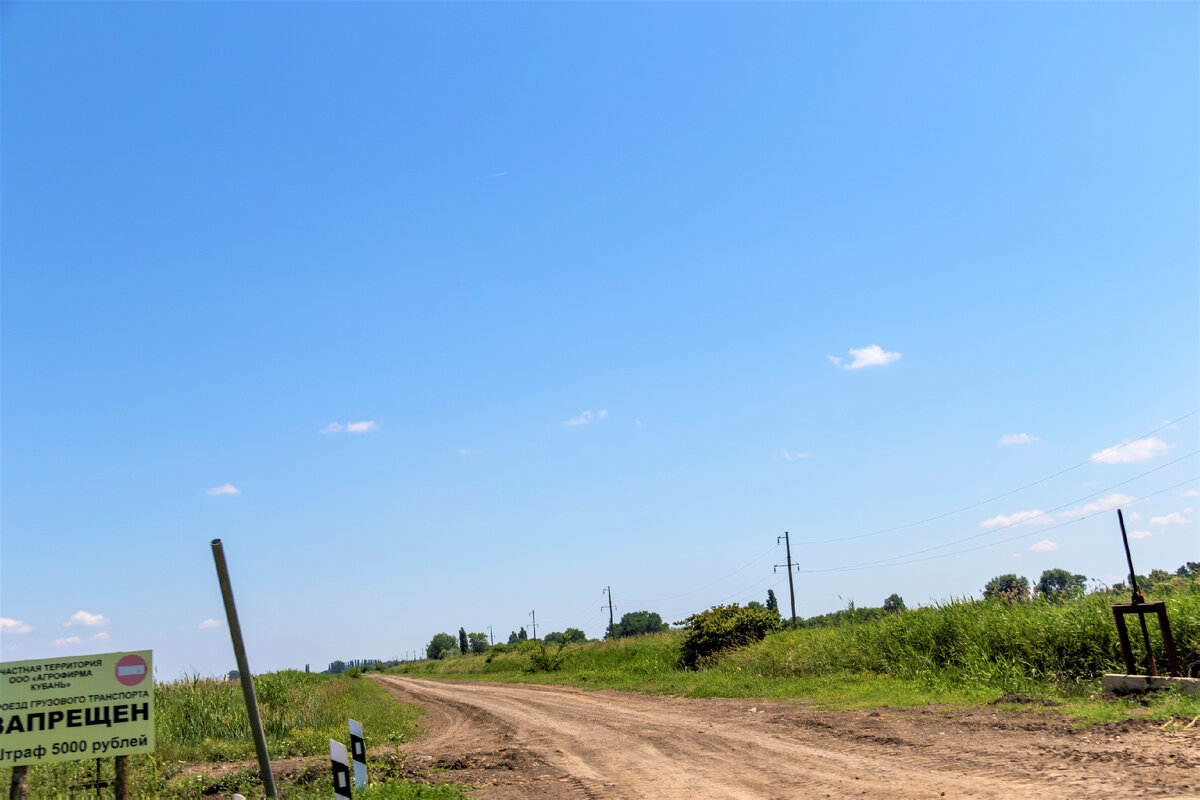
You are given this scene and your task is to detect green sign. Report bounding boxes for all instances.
[0,650,155,766]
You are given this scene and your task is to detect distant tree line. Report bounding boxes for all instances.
[323,658,399,674]
[982,563,1199,604]
[412,563,1200,661]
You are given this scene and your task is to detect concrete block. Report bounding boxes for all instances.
[1102,674,1200,697]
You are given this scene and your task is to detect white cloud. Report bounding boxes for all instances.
[456,448,474,456]
[320,421,378,434]
[1149,512,1192,526]
[1056,493,1135,519]
[1029,539,1060,552]
[564,409,607,427]
[1130,529,1152,539]
[828,344,902,370]
[1089,437,1174,465]
[0,618,32,634]
[53,637,81,646]
[88,632,110,642]
[1182,489,1200,498]
[979,509,1049,529]
[64,610,109,627]
[206,483,241,497]
[1000,433,1038,445]
[198,619,221,629]
[779,451,812,461]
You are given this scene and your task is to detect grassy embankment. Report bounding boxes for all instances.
[2,671,466,799]
[392,582,1200,725]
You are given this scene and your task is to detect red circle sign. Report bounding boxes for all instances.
[115,654,148,686]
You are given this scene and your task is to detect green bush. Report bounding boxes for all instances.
[677,603,781,669]
[526,630,579,672]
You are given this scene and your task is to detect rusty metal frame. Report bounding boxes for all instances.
[1111,601,1181,677]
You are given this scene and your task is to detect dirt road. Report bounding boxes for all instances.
[375,675,1197,800]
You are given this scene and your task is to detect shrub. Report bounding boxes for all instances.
[983,574,1031,601]
[677,603,781,669]
[526,629,578,672]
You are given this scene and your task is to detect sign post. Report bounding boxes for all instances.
[211,538,277,800]
[349,719,367,788]
[330,739,351,798]
[0,649,155,798]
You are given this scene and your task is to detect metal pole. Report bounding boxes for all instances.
[211,539,278,799]
[1117,511,1158,675]
[1117,510,1144,602]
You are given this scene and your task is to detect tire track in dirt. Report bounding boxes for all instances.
[376,676,1198,800]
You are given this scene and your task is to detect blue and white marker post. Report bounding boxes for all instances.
[330,740,352,798]
[349,719,367,788]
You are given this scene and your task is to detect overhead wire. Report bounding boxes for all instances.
[624,541,781,604]
[662,572,788,624]
[804,449,1199,572]
[536,590,609,627]
[791,409,1198,546]
[796,474,1199,575]
[540,411,1197,635]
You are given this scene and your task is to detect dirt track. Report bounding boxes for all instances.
[375,675,1198,800]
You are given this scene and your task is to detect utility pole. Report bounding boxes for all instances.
[529,611,538,641]
[774,532,798,628]
[602,586,616,638]
[488,625,494,646]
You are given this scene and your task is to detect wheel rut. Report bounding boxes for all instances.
[375,675,1198,799]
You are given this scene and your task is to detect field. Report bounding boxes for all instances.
[7,583,1197,797]
[391,580,1200,724]
[1,671,467,799]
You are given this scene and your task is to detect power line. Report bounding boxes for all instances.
[559,415,1197,629]
[844,451,1198,567]
[662,572,786,624]
[536,590,608,626]
[792,409,1198,546]
[626,541,780,604]
[805,453,1197,571]
[796,475,1199,575]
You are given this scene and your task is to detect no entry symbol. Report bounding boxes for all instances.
[115,653,148,686]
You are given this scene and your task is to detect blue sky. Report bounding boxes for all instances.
[2,2,1197,679]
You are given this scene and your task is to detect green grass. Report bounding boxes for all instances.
[156,669,419,762]
[391,580,1200,723]
[1,671,467,799]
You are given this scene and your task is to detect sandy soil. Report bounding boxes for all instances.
[375,675,1199,800]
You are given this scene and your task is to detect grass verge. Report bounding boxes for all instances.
[1,671,468,798]
[390,582,1200,725]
